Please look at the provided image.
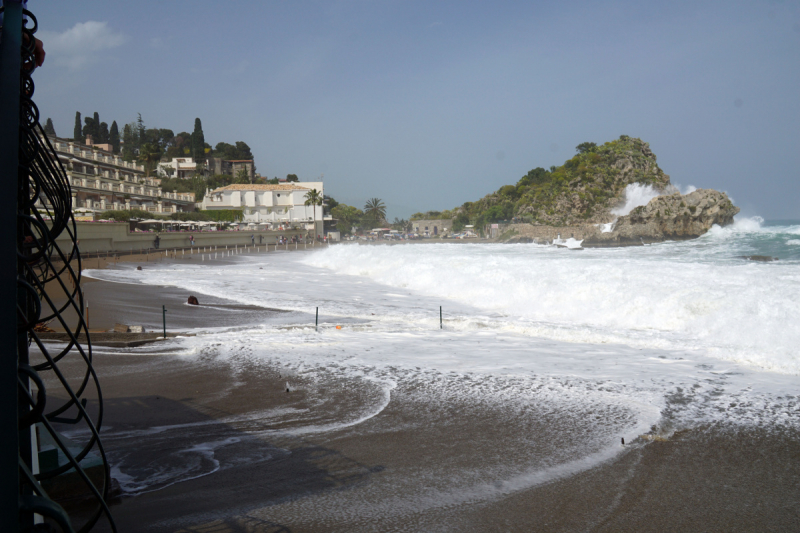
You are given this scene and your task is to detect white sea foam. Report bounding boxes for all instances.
[82,223,800,499]
[611,183,662,216]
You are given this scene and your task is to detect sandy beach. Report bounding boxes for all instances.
[35,249,800,532]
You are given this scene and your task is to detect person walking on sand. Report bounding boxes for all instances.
[189,234,194,248]
[251,234,255,246]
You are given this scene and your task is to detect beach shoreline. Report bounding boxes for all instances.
[35,251,800,532]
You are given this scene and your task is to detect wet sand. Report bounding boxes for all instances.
[39,262,800,532]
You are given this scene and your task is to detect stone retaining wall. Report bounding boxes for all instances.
[54,222,307,253]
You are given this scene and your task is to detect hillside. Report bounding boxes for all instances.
[454,136,673,229]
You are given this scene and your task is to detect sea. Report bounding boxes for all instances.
[80,216,800,511]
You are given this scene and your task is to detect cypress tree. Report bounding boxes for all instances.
[191,118,205,162]
[122,124,134,161]
[93,111,101,140]
[136,113,146,149]
[44,118,56,136]
[73,112,82,142]
[109,121,120,154]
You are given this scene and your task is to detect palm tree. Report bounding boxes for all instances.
[235,168,250,184]
[304,188,323,226]
[364,198,386,227]
[138,143,162,177]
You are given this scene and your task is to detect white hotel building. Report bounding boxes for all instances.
[200,182,326,234]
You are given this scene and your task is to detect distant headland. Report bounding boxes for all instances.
[425,135,739,246]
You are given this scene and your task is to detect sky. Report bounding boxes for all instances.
[28,0,800,219]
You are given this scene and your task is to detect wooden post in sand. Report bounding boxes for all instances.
[162,305,167,338]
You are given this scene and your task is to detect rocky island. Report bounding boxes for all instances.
[440,135,739,246]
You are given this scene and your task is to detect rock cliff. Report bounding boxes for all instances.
[499,189,739,247]
[583,188,739,246]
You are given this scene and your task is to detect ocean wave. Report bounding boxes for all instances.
[611,183,661,216]
[304,242,800,374]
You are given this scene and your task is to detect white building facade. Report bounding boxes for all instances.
[200,182,325,234]
[43,136,196,214]
[157,157,201,179]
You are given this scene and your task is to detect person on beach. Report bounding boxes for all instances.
[251,234,255,245]
[189,235,194,247]
[154,234,160,249]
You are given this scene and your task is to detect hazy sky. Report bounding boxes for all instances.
[30,0,800,219]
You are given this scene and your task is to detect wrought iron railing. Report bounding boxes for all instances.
[1,3,117,531]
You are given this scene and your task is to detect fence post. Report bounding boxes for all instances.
[0,3,24,528]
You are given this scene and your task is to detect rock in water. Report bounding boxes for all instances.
[187,296,199,305]
[584,189,739,246]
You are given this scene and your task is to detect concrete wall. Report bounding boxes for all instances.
[55,222,307,254]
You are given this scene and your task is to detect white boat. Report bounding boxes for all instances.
[552,235,584,250]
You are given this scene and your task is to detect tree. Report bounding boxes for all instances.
[73,112,82,142]
[391,217,410,231]
[364,198,387,227]
[453,212,470,232]
[136,113,146,146]
[93,111,101,140]
[44,118,56,136]
[121,124,135,161]
[191,118,205,161]
[234,141,253,160]
[576,142,597,154]
[99,122,110,144]
[82,116,95,141]
[323,195,338,215]
[304,188,323,227]
[212,141,254,161]
[331,204,364,234]
[286,174,299,182]
[138,142,163,177]
[234,168,250,184]
[109,121,120,154]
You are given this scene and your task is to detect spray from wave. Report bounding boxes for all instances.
[611,183,662,216]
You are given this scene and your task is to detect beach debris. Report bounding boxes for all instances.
[640,434,669,442]
[187,296,199,305]
[136,266,142,270]
[33,321,55,333]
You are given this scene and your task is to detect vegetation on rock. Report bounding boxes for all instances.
[447,136,672,231]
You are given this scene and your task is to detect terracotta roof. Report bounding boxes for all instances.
[210,184,310,193]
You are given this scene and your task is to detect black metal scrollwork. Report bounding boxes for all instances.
[3,4,118,531]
